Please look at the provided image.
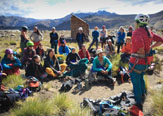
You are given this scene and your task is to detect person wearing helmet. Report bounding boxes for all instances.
[127,26,133,37]
[50,27,59,54]
[100,25,107,48]
[116,26,126,54]
[105,39,115,58]
[30,26,43,49]
[120,36,132,63]
[20,26,29,53]
[90,49,115,86]
[129,14,163,110]
[88,26,99,50]
[1,49,22,75]
[76,27,86,49]
[21,41,36,68]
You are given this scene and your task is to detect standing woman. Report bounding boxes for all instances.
[100,25,107,49]
[30,26,43,49]
[50,27,59,54]
[129,14,163,110]
[20,26,29,53]
[116,26,126,54]
[76,27,86,49]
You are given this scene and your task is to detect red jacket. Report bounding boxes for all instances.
[130,28,163,65]
[78,50,91,60]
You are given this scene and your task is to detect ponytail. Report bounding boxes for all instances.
[144,26,151,38]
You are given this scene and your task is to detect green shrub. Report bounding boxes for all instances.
[11,97,55,116]
[152,87,163,116]
[2,75,25,88]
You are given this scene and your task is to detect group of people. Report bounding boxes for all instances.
[0,14,163,112]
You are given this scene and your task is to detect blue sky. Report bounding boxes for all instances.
[0,0,162,19]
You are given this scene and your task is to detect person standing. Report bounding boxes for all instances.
[50,27,59,54]
[129,14,163,110]
[20,26,29,53]
[76,27,86,49]
[88,26,99,50]
[100,25,107,49]
[116,26,126,54]
[30,26,43,49]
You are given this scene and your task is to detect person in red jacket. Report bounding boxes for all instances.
[129,14,163,110]
[78,44,91,60]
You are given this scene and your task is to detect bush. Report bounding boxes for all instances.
[2,75,25,88]
[152,87,163,116]
[11,97,55,116]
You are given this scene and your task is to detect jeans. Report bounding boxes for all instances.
[129,63,147,104]
[51,43,58,54]
[116,43,123,54]
[88,38,98,50]
[78,41,83,49]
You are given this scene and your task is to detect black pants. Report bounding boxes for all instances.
[51,43,58,54]
[117,43,123,54]
[97,70,114,84]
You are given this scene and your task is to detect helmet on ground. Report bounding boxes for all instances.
[26,41,34,47]
[135,14,150,25]
[5,48,13,54]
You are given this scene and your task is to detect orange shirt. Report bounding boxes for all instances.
[121,42,132,54]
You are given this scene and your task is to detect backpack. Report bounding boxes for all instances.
[59,80,74,92]
[0,91,21,112]
[28,77,42,92]
[117,66,130,83]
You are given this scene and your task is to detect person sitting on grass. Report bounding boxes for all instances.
[0,56,7,85]
[121,36,132,63]
[91,48,115,86]
[21,41,36,68]
[44,49,67,78]
[78,44,91,60]
[66,48,81,66]
[36,43,45,60]
[105,39,115,58]
[59,40,70,56]
[25,55,47,80]
[1,49,22,75]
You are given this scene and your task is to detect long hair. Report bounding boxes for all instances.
[34,26,41,36]
[46,48,57,64]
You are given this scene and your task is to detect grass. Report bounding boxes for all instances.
[151,87,163,116]
[10,93,91,116]
[53,93,73,115]
[2,75,26,88]
[11,97,55,116]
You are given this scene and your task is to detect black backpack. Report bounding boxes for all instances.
[0,91,20,112]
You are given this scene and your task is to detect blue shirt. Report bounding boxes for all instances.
[92,30,99,40]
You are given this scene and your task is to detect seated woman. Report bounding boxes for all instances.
[78,44,91,60]
[66,48,80,66]
[105,40,115,58]
[44,49,66,78]
[120,36,132,63]
[36,43,45,60]
[25,55,47,80]
[21,41,36,67]
[1,49,22,75]
[59,40,70,56]
[91,49,115,85]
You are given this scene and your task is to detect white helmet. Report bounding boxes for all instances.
[135,14,150,25]
[78,27,83,31]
